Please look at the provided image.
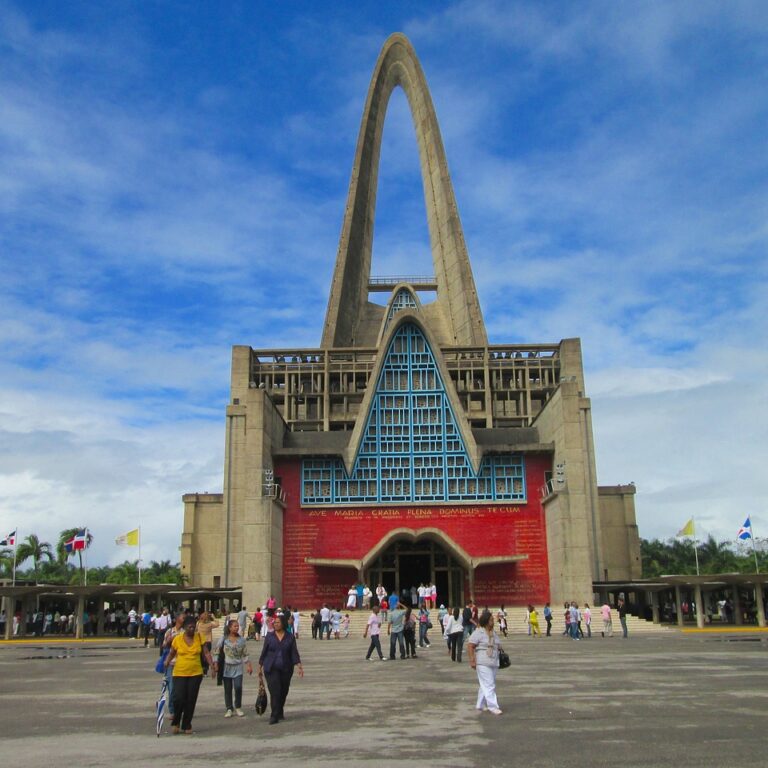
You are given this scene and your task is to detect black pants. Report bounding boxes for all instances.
[265,667,294,721]
[223,675,243,710]
[171,675,202,731]
[449,631,464,662]
[546,618,552,636]
[403,628,416,657]
[365,635,383,659]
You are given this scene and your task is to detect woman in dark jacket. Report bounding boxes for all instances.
[258,612,303,724]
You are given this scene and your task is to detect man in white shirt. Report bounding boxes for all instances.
[127,607,138,638]
[320,604,331,639]
[154,608,170,648]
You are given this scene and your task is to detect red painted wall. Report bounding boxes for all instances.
[277,454,551,609]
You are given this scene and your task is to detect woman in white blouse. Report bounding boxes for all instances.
[466,609,503,715]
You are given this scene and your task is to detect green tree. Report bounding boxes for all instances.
[0,548,14,578]
[57,528,94,585]
[106,560,140,584]
[15,534,55,583]
[145,559,185,585]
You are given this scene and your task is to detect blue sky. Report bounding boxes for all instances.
[1,1,767,566]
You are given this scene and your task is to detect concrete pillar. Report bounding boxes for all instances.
[97,603,106,637]
[3,596,11,639]
[76,596,85,640]
[755,584,766,628]
[138,593,145,615]
[674,586,684,628]
[650,591,660,624]
[732,586,743,625]
[694,585,705,629]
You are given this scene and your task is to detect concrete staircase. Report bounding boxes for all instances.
[221,607,677,641]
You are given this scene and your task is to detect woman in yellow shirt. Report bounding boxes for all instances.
[528,605,540,637]
[164,615,214,734]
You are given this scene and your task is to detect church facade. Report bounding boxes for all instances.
[180,34,641,609]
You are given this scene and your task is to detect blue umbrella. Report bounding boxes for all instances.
[155,677,168,736]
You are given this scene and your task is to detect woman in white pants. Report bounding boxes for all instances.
[467,609,503,715]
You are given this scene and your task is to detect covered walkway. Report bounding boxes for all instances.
[594,573,768,629]
[0,582,242,640]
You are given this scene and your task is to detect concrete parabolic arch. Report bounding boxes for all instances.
[321,32,488,349]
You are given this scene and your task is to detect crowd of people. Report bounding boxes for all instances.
[157,600,304,733]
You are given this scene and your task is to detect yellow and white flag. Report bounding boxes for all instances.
[115,528,140,546]
[676,518,695,538]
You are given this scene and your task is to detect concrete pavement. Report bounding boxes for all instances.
[0,629,766,767]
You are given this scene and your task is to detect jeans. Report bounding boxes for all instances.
[223,675,243,710]
[620,617,628,638]
[365,635,383,659]
[165,666,175,715]
[389,631,406,659]
[265,667,294,721]
[321,621,329,638]
[418,622,430,646]
[449,631,464,662]
[545,617,552,636]
[171,675,202,731]
[570,623,579,639]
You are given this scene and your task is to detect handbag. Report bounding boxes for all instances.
[427,620,433,630]
[498,648,511,669]
[155,648,169,674]
[254,676,268,715]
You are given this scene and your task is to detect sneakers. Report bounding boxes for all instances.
[380,657,387,661]
[489,708,503,715]
[235,708,245,718]
[224,709,233,718]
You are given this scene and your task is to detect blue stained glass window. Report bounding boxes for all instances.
[384,288,419,331]
[302,323,526,504]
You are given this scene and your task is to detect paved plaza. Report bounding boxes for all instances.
[0,629,766,767]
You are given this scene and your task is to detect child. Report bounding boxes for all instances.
[341,613,351,638]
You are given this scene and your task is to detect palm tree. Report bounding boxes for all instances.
[15,534,55,583]
[57,528,94,585]
[0,548,14,578]
[106,560,140,584]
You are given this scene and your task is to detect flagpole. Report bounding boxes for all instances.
[692,516,700,576]
[751,520,759,575]
[84,528,88,587]
[138,526,142,585]
[12,530,18,587]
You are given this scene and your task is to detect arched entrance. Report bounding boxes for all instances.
[366,538,465,607]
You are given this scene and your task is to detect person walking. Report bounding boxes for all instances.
[418,605,431,648]
[583,603,592,638]
[543,603,552,636]
[497,606,508,637]
[196,610,220,673]
[443,607,464,662]
[363,605,386,661]
[618,598,628,639]
[528,605,540,637]
[467,610,503,715]
[387,600,407,660]
[258,613,303,724]
[213,618,253,718]
[163,615,215,734]
[403,607,417,658]
[601,602,613,637]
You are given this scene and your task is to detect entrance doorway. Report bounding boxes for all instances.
[367,538,465,607]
